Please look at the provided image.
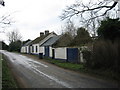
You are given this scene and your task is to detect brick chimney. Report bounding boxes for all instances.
[45,30,49,35]
[40,32,44,37]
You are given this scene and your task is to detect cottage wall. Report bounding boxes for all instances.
[30,46,32,53]
[23,46,26,53]
[20,47,23,53]
[39,46,44,55]
[32,44,39,54]
[49,47,53,58]
[54,47,67,60]
[21,47,24,53]
[26,46,30,53]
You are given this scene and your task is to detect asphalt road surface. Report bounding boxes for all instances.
[0,50,119,88]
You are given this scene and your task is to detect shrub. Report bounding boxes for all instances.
[88,40,120,73]
[82,49,92,66]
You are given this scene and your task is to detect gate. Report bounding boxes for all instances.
[67,48,79,63]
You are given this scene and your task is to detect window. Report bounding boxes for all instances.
[36,46,38,53]
[32,46,34,52]
[26,47,27,52]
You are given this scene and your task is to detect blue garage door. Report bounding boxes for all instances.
[67,48,79,63]
[45,46,49,57]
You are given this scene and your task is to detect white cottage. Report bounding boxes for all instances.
[40,35,61,58]
[30,30,57,55]
[21,40,32,53]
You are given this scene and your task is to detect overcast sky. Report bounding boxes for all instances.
[0,0,75,44]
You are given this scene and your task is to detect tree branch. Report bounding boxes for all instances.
[60,1,118,20]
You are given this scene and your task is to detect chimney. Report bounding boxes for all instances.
[40,32,44,37]
[45,30,49,35]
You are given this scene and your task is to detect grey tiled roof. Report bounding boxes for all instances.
[31,32,57,44]
[23,40,32,46]
[41,36,61,46]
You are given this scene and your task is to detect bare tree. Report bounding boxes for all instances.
[0,0,14,32]
[61,21,77,37]
[0,14,13,31]
[7,29,22,43]
[60,0,118,20]
[0,0,5,6]
[85,11,101,37]
[60,0,119,36]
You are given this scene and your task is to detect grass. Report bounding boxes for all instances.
[43,57,106,75]
[44,57,85,71]
[2,54,18,88]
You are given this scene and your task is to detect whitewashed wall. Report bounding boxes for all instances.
[30,46,32,53]
[26,46,30,53]
[39,46,44,55]
[21,46,26,53]
[32,44,39,54]
[26,46,29,53]
[49,47,53,57]
[20,47,23,53]
[54,47,67,60]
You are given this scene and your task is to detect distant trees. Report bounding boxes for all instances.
[0,41,8,50]
[7,30,22,43]
[7,30,22,52]
[9,40,22,52]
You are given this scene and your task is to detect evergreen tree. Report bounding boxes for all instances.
[97,17,120,41]
[70,27,92,46]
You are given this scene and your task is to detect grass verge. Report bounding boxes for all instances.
[44,57,85,71]
[2,54,18,88]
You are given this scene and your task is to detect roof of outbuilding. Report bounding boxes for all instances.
[53,33,73,47]
[23,40,32,46]
[41,35,61,46]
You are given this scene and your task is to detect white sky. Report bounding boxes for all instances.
[0,0,75,44]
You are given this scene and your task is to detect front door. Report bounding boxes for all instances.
[45,46,49,57]
[67,48,79,63]
[52,49,55,59]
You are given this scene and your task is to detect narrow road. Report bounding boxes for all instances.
[0,50,119,88]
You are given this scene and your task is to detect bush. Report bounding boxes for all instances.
[82,50,92,66]
[88,40,120,73]
[9,40,22,52]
